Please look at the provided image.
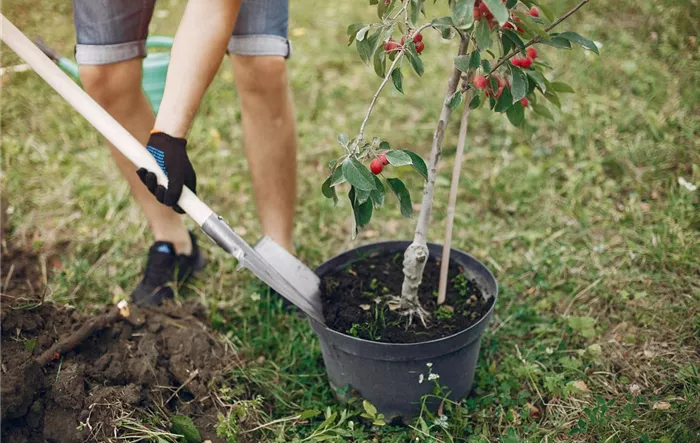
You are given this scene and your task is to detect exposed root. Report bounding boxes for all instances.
[385,295,431,328]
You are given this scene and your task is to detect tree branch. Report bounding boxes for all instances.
[357,53,404,146]
[463,0,591,92]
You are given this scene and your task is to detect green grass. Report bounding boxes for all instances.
[2,0,699,441]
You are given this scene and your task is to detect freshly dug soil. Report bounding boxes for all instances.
[1,301,234,443]
[321,252,493,343]
[1,237,236,442]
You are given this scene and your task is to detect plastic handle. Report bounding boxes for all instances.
[146,36,174,50]
[0,15,213,226]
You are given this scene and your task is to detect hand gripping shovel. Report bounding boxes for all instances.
[0,15,325,324]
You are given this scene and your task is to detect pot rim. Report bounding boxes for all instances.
[311,240,499,349]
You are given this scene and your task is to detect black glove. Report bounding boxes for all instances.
[137,131,196,214]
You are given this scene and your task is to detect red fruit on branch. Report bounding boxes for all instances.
[379,152,390,165]
[528,7,539,17]
[370,158,384,175]
[412,32,423,43]
[415,41,425,53]
[503,22,515,29]
[478,2,493,20]
[512,56,533,68]
[520,97,529,107]
[526,47,538,59]
[473,75,488,89]
[384,39,400,52]
[474,7,482,20]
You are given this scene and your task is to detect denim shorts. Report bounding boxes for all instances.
[72,0,290,65]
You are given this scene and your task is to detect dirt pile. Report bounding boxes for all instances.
[1,237,237,442]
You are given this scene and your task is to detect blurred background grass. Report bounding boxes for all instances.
[1,0,699,441]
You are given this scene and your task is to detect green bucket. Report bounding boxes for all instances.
[35,36,174,113]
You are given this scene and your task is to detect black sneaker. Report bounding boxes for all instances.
[131,231,205,306]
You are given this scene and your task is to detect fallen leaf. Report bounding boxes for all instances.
[652,401,671,410]
[291,28,306,37]
[359,304,371,311]
[629,384,641,396]
[572,380,589,393]
[527,403,542,420]
[437,400,444,417]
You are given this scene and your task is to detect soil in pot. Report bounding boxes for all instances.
[320,251,494,343]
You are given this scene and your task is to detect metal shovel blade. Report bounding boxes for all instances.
[201,215,324,324]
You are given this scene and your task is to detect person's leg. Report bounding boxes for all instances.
[73,0,191,254]
[78,62,192,254]
[227,0,296,252]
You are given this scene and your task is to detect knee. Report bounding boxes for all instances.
[233,56,289,98]
[79,60,143,111]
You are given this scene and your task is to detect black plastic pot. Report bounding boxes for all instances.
[309,241,498,424]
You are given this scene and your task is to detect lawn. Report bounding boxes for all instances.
[1,0,699,441]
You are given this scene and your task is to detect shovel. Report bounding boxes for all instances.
[0,15,325,324]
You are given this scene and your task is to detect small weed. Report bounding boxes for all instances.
[435,305,454,321]
[23,338,37,352]
[347,323,361,337]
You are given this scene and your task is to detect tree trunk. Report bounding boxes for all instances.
[399,37,468,320]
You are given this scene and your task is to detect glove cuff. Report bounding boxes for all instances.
[148,130,188,151]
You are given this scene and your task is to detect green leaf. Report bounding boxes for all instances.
[342,157,376,191]
[357,29,380,65]
[347,23,365,45]
[449,91,464,110]
[403,150,428,179]
[434,16,456,39]
[349,187,373,237]
[321,176,338,205]
[494,86,513,112]
[385,150,413,166]
[506,101,524,126]
[532,103,553,120]
[379,140,391,151]
[468,51,481,70]
[554,32,599,54]
[356,188,371,204]
[356,196,373,226]
[452,0,475,26]
[331,164,346,186]
[391,68,403,93]
[409,0,424,25]
[502,29,526,55]
[363,400,378,417]
[505,0,517,8]
[356,26,370,42]
[527,70,547,92]
[542,36,572,49]
[24,338,37,352]
[300,409,321,420]
[171,416,202,443]
[514,12,549,39]
[538,3,555,22]
[370,175,385,208]
[337,133,349,146]
[454,55,470,73]
[387,178,413,218]
[481,59,491,72]
[482,0,509,25]
[405,43,424,76]
[550,81,575,93]
[510,66,528,102]
[373,48,386,78]
[475,19,492,50]
[469,94,482,110]
[544,90,561,108]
